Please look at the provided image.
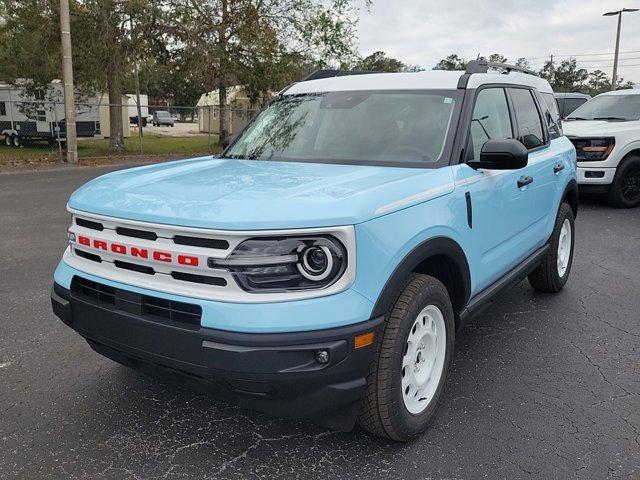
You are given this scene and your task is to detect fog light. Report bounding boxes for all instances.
[68,231,76,242]
[315,350,330,364]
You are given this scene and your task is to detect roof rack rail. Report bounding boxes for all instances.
[301,69,381,82]
[465,60,537,76]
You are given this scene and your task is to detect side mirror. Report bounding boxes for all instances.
[221,134,235,149]
[468,139,528,170]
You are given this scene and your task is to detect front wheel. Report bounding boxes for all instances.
[607,155,640,208]
[357,273,455,441]
[528,203,575,293]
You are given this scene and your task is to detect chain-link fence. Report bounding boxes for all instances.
[0,98,257,165]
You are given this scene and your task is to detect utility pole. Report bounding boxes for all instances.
[59,0,77,163]
[603,8,639,90]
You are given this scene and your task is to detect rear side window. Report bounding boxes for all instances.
[467,88,513,160]
[563,98,587,117]
[0,102,5,116]
[509,88,545,149]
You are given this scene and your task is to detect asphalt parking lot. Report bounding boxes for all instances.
[1,164,638,480]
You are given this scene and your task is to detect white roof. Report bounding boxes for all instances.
[284,70,553,95]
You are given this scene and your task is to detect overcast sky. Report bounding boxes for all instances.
[355,0,640,83]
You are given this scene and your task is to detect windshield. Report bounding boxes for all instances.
[567,94,640,121]
[226,90,460,167]
[156,111,171,117]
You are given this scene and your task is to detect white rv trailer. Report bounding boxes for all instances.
[0,81,101,147]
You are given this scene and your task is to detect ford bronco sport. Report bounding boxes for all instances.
[52,61,578,441]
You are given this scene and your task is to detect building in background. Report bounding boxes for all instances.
[197,86,258,135]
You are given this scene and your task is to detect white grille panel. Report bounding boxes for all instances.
[66,208,356,302]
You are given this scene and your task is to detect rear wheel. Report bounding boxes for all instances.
[3,134,10,147]
[11,134,20,147]
[607,155,640,208]
[528,203,575,292]
[357,273,455,441]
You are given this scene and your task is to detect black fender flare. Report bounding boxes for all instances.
[371,236,472,319]
[561,179,579,218]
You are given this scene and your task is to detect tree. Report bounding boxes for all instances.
[0,0,166,151]
[168,0,362,143]
[432,54,466,71]
[487,53,507,63]
[539,58,587,92]
[515,57,530,70]
[354,51,406,72]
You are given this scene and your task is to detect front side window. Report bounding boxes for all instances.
[567,94,640,121]
[509,88,545,149]
[468,88,513,160]
[0,102,6,116]
[226,90,460,167]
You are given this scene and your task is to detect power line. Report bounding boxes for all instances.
[525,50,640,60]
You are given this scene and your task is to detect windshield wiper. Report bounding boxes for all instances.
[593,116,631,121]
[565,117,588,121]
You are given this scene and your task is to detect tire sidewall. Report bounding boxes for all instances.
[610,156,640,208]
[549,204,575,288]
[384,281,455,439]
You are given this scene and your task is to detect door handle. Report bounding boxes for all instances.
[517,175,534,188]
[554,163,565,174]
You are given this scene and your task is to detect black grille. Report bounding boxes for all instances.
[76,217,104,231]
[116,226,158,241]
[114,260,155,275]
[75,248,102,263]
[71,277,202,328]
[173,235,229,250]
[171,271,227,286]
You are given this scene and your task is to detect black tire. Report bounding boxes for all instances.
[607,155,640,208]
[357,273,455,442]
[528,203,575,293]
[11,135,20,147]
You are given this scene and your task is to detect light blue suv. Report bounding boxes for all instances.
[51,62,577,441]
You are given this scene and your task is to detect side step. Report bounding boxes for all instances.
[457,244,550,326]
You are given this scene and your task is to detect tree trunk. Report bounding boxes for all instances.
[100,0,124,151]
[218,0,229,144]
[107,69,124,151]
[219,84,228,143]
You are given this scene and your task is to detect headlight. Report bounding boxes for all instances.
[209,236,348,292]
[570,137,615,161]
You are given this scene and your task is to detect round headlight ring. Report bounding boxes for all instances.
[298,245,334,281]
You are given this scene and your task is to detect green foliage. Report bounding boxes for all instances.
[432,54,467,71]
[353,51,406,72]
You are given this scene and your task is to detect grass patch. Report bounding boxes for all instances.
[0,132,220,166]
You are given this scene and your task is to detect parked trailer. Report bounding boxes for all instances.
[0,83,101,147]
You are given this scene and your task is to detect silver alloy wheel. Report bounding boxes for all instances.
[12,135,20,147]
[401,304,446,414]
[557,218,572,277]
[4,135,11,146]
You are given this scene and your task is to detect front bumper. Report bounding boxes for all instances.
[51,282,383,431]
[577,166,616,185]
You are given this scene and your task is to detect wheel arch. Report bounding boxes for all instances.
[561,179,579,219]
[371,237,471,323]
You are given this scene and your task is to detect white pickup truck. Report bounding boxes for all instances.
[563,89,640,208]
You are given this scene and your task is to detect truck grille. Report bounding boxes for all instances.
[71,276,202,328]
[66,211,258,301]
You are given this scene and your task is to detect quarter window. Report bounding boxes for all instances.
[541,92,561,139]
[0,102,5,116]
[468,88,513,161]
[509,88,545,149]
